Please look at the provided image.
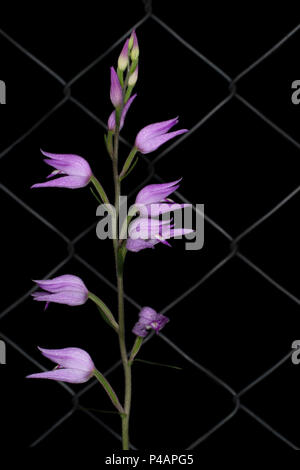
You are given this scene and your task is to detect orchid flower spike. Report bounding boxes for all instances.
[135,117,188,154]
[126,217,193,252]
[134,179,191,217]
[110,66,123,108]
[31,150,92,189]
[32,275,88,309]
[133,307,169,338]
[26,347,95,383]
[108,94,137,132]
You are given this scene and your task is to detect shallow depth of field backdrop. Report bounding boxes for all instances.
[0,0,300,451]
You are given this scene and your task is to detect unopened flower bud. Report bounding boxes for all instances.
[118,39,129,71]
[128,31,134,50]
[128,65,138,87]
[130,30,139,61]
[110,67,123,108]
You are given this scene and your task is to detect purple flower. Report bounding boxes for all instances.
[108,94,137,132]
[32,275,88,309]
[135,117,188,154]
[31,150,92,189]
[126,217,193,252]
[118,38,129,71]
[26,347,95,383]
[135,179,190,217]
[132,307,169,337]
[110,66,123,108]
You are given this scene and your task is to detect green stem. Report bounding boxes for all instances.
[118,274,132,450]
[112,78,132,449]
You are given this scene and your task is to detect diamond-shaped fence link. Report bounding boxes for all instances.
[0,0,299,450]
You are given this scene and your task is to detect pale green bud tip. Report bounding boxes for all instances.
[130,31,139,61]
[128,31,134,50]
[118,39,129,71]
[128,66,138,87]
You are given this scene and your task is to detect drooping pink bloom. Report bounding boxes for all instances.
[31,150,92,189]
[134,179,190,217]
[126,217,193,252]
[32,275,88,308]
[110,66,123,108]
[108,94,137,132]
[26,347,95,384]
[132,307,169,337]
[135,117,188,154]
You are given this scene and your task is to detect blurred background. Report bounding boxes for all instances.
[0,0,300,452]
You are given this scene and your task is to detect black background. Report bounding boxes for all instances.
[0,0,300,455]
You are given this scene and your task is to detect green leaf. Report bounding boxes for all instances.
[119,156,139,182]
[90,187,102,205]
[96,305,116,329]
[124,85,134,104]
[133,358,183,370]
[90,175,110,206]
[79,406,121,415]
[129,336,143,365]
[119,212,136,240]
[119,147,138,180]
[93,369,124,414]
[104,132,113,158]
[88,292,119,333]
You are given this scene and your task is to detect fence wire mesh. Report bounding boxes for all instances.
[0,0,299,450]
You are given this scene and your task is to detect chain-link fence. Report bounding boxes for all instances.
[0,0,299,450]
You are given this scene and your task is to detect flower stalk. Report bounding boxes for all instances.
[112,74,132,450]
